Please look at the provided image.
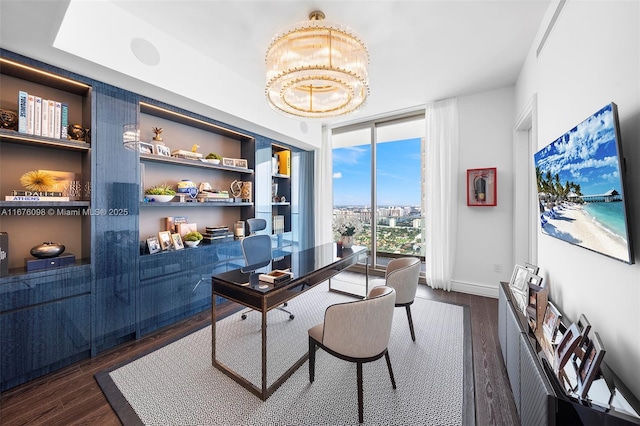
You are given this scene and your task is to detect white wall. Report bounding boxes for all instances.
[516,0,640,398]
[452,87,516,296]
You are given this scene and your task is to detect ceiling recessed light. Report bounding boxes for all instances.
[130,38,160,66]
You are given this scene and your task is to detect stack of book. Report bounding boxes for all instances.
[202,226,233,243]
[5,190,69,202]
[196,191,232,203]
[171,150,203,160]
[273,215,285,234]
[17,90,69,139]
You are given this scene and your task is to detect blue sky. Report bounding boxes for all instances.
[534,103,624,196]
[333,138,422,206]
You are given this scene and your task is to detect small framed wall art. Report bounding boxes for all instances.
[467,167,497,206]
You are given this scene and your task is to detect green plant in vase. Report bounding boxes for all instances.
[183,231,203,247]
[145,183,176,202]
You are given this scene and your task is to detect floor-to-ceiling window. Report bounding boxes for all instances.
[332,113,425,273]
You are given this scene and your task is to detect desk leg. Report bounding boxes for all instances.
[211,295,217,366]
[261,307,267,400]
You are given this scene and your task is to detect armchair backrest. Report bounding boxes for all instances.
[385,257,421,305]
[241,234,272,270]
[321,286,396,358]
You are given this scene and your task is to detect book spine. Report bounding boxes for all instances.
[34,96,42,136]
[54,101,62,139]
[47,100,55,138]
[60,103,69,139]
[5,195,70,201]
[27,93,35,134]
[11,190,63,196]
[40,99,49,137]
[18,91,28,133]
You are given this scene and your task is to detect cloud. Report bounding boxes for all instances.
[333,172,342,179]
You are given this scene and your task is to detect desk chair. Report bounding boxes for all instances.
[308,286,397,423]
[240,219,294,320]
[372,257,421,341]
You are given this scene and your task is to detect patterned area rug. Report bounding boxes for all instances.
[96,283,474,425]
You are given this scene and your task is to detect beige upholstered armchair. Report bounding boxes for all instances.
[308,286,397,423]
[372,257,421,341]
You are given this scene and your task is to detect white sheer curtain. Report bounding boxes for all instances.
[424,98,459,291]
[314,126,334,246]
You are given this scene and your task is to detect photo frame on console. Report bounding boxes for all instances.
[556,322,582,373]
[171,233,184,250]
[576,332,606,400]
[542,301,562,347]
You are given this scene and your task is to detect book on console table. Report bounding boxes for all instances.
[259,270,293,284]
[11,190,63,196]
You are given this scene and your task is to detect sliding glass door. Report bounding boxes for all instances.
[332,113,425,273]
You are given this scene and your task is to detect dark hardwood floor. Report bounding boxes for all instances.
[0,285,520,425]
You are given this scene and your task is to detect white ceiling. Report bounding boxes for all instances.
[0,0,551,148]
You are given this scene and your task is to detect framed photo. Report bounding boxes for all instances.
[171,233,184,250]
[158,231,172,251]
[139,141,154,154]
[527,283,547,332]
[222,157,235,167]
[524,262,539,275]
[576,332,606,399]
[509,265,530,312]
[146,236,161,254]
[466,167,497,206]
[542,301,562,347]
[155,143,171,157]
[577,313,592,350]
[556,322,582,372]
[234,158,248,168]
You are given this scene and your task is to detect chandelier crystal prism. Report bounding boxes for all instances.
[265,11,369,119]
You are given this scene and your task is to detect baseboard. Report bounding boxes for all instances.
[451,280,498,299]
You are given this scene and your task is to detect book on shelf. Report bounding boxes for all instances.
[11,190,63,197]
[47,100,55,138]
[171,150,202,159]
[276,150,291,176]
[18,91,28,133]
[60,103,69,139]
[273,215,285,234]
[54,101,62,139]
[27,93,35,134]
[5,195,70,201]
[41,98,50,137]
[34,96,42,136]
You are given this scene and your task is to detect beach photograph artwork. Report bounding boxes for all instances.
[534,103,633,264]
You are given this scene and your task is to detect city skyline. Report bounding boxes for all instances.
[333,138,422,206]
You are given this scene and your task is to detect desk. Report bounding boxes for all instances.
[211,243,367,400]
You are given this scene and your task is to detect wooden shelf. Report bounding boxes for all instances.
[140,153,253,174]
[272,173,290,179]
[140,201,253,207]
[272,202,290,206]
[0,129,90,152]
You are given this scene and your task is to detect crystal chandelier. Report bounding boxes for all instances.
[265,11,369,120]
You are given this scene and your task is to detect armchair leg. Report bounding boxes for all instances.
[309,337,316,383]
[357,362,364,423]
[385,351,397,389]
[405,305,416,341]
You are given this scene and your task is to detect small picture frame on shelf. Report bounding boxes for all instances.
[234,158,248,168]
[524,262,540,275]
[155,144,171,157]
[556,322,582,373]
[222,157,235,167]
[576,332,606,400]
[139,142,154,154]
[158,231,172,251]
[577,313,592,352]
[171,233,184,250]
[542,301,562,347]
[146,236,161,254]
[509,265,531,313]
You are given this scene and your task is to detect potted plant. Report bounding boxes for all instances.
[206,152,222,164]
[332,215,363,248]
[183,231,203,247]
[145,183,176,202]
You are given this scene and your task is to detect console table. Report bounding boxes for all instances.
[498,282,640,425]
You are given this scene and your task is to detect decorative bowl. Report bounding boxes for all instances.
[184,240,200,247]
[149,194,174,202]
[30,242,65,258]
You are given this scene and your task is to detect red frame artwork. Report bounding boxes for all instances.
[467,167,497,206]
